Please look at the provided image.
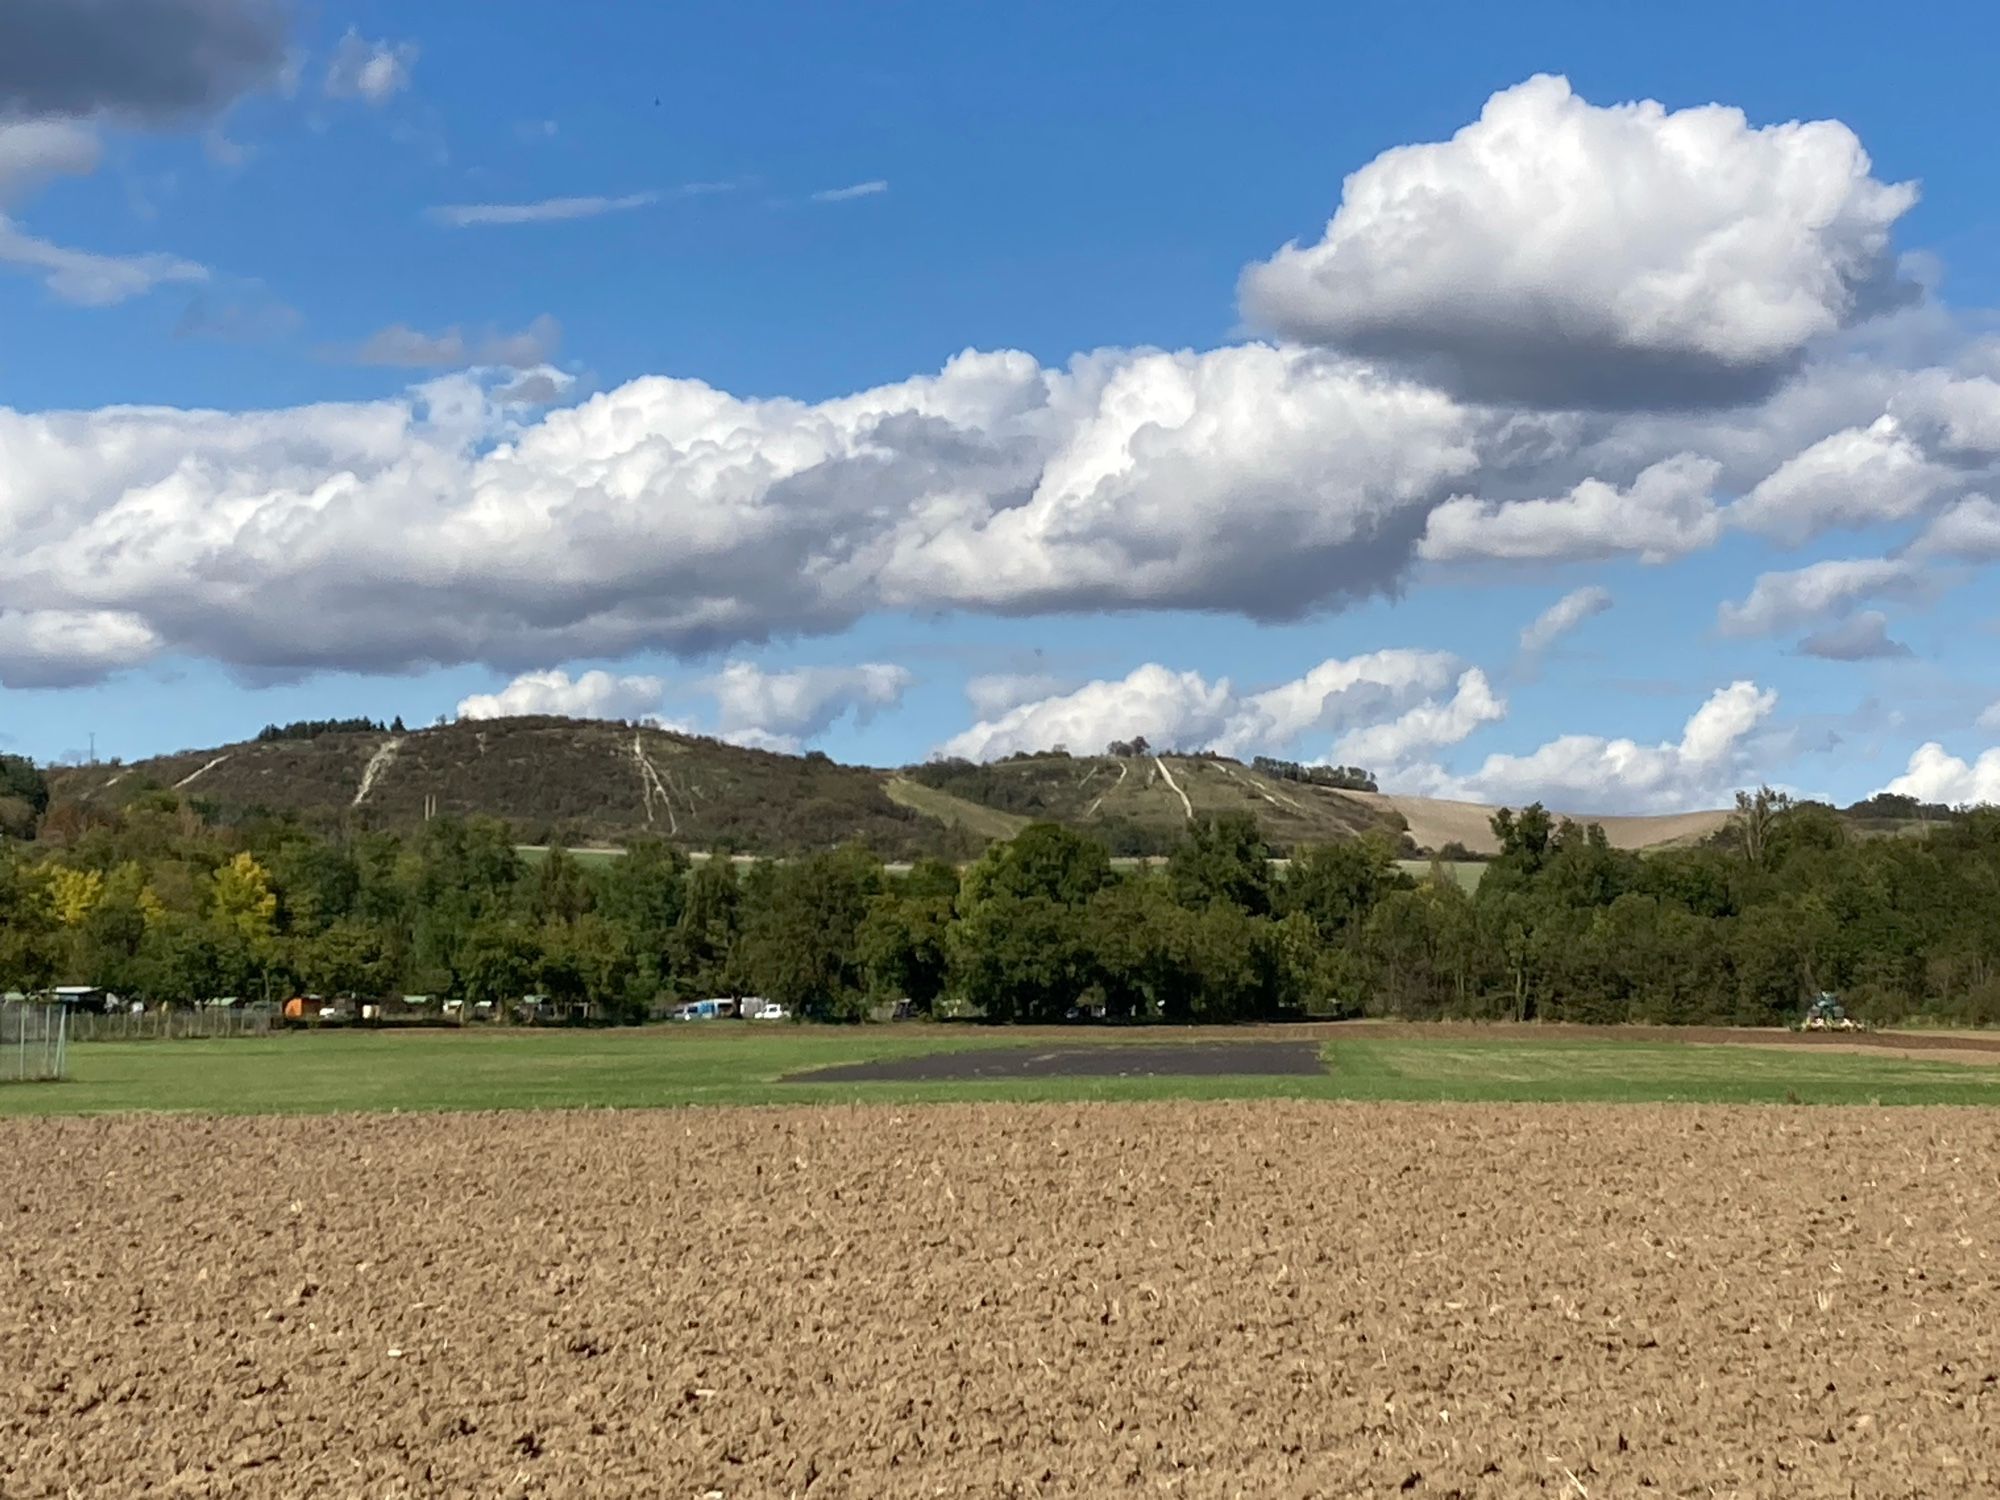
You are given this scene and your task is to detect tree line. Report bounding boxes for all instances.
[2,784,1998,1027]
[255,717,406,742]
[1250,757,1378,792]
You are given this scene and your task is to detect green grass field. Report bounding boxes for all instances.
[1394,858,1486,891]
[1,1025,1995,1117]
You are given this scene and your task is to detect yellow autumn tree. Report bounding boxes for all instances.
[41,865,104,927]
[210,852,278,946]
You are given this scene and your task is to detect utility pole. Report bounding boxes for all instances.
[88,732,95,766]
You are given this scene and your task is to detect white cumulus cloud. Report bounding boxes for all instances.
[1400,681,1777,814]
[1915,494,2000,561]
[1731,416,1949,543]
[703,661,911,753]
[1421,455,1722,565]
[457,668,666,722]
[1241,74,1916,408]
[1884,743,2000,807]
[0,346,1497,685]
[0,608,161,688]
[1717,558,1925,638]
[964,672,1076,720]
[939,665,1233,763]
[935,650,1468,763]
[1332,669,1506,767]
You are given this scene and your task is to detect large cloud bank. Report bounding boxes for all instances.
[8,70,1999,732]
[0,350,1488,685]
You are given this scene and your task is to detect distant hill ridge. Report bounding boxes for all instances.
[46,715,1734,857]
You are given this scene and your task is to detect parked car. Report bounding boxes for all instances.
[749,1001,789,1021]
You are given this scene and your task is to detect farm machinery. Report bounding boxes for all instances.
[1800,993,1862,1032]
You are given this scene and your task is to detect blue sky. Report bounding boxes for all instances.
[4,0,2000,810]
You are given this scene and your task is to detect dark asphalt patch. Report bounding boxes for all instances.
[787,1040,1327,1083]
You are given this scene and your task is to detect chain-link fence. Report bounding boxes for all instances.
[0,1002,68,1083]
[62,1006,275,1042]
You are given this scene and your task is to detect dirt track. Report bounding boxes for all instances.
[4,1102,1996,1496]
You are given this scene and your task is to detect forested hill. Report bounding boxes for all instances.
[42,715,1726,858]
[46,718,968,858]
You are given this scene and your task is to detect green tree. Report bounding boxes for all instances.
[858,888,955,1012]
[738,847,883,1018]
[299,919,394,1000]
[1280,836,1409,937]
[960,822,1111,908]
[270,838,361,935]
[596,840,690,943]
[949,890,1096,1023]
[133,912,244,1006]
[1084,876,1182,1020]
[1167,813,1273,916]
[950,825,1110,1021]
[457,918,541,1015]
[538,914,637,1018]
[0,753,49,838]
[531,845,594,926]
[672,860,742,997]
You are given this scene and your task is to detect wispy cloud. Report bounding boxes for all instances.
[1520,585,1613,654]
[426,191,658,228]
[329,314,560,369]
[174,287,301,343]
[0,217,206,305]
[810,179,888,204]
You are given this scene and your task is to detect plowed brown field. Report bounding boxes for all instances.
[4,1103,1995,1497]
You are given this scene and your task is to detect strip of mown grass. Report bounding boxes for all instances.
[2,1024,1997,1116]
[1321,1038,2000,1106]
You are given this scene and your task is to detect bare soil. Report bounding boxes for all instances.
[792,1039,1326,1082]
[3,1103,1995,1496]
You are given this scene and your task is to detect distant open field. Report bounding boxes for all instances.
[3,1100,1994,1494]
[1395,856,1485,889]
[3,1022,1998,1117]
[1352,790,1733,855]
